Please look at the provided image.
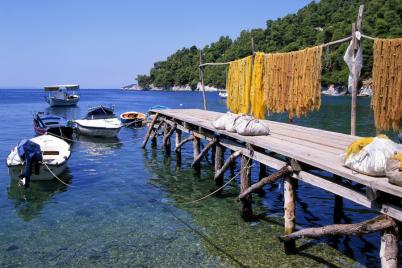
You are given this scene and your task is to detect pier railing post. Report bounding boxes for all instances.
[240,155,252,220]
[214,142,225,192]
[284,175,296,254]
[193,136,201,173]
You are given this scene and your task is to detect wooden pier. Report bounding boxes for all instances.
[144,108,401,267]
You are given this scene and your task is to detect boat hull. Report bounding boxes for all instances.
[7,162,68,181]
[46,96,80,107]
[75,124,121,138]
[120,112,146,126]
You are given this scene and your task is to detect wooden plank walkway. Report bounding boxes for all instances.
[149,109,402,221]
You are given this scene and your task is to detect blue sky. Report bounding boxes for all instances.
[0,0,311,88]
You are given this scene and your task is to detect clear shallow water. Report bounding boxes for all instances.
[0,89,398,267]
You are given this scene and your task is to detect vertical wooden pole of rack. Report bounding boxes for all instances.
[193,135,201,173]
[350,5,364,136]
[199,52,207,110]
[214,142,224,192]
[380,225,399,268]
[240,155,252,219]
[175,129,182,165]
[283,175,296,254]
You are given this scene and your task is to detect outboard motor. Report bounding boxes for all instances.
[17,139,42,189]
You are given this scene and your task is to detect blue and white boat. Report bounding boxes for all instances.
[44,85,80,107]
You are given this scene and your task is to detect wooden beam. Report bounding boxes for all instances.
[240,155,252,220]
[141,113,160,148]
[175,135,194,153]
[175,129,182,165]
[191,138,217,167]
[279,215,396,241]
[257,163,267,196]
[214,150,242,181]
[239,166,292,200]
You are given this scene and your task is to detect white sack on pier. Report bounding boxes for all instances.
[342,137,400,176]
[386,158,402,186]
[226,115,253,132]
[212,112,237,130]
[236,119,270,136]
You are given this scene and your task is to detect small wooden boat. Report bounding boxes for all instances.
[120,111,146,127]
[44,85,80,107]
[33,112,73,141]
[6,135,71,187]
[73,105,123,138]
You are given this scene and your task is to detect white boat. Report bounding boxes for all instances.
[6,135,71,182]
[44,84,80,107]
[74,105,123,138]
[218,90,228,98]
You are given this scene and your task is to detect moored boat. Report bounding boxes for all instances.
[120,111,146,127]
[218,90,228,98]
[73,105,123,138]
[33,112,73,141]
[6,135,71,187]
[44,85,80,107]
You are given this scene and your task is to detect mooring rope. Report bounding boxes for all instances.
[42,161,75,187]
[179,158,255,205]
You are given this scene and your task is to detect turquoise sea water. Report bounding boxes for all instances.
[0,89,399,267]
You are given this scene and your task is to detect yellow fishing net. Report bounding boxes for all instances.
[250,52,265,119]
[226,56,253,114]
[263,46,323,117]
[372,38,402,132]
[344,135,388,159]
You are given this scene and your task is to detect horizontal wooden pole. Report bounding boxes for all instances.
[279,215,396,242]
[174,135,194,153]
[191,138,217,167]
[214,150,242,180]
[239,166,292,200]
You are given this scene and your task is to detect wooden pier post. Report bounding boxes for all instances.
[229,149,236,176]
[151,131,157,147]
[193,136,201,173]
[141,113,160,148]
[240,155,252,220]
[380,226,399,268]
[175,129,182,165]
[257,163,267,196]
[214,142,225,192]
[284,175,297,254]
[163,124,171,156]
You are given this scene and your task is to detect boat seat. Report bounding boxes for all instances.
[43,151,59,155]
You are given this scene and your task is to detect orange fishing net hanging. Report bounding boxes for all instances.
[226,56,253,114]
[372,38,402,132]
[263,45,323,117]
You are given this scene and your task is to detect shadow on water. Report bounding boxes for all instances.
[7,168,72,221]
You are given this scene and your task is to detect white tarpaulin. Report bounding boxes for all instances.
[343,40,363,93]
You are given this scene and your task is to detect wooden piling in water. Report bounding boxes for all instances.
[258,163,267,196]
[284,175,296,254]
[214,142,225,191]
[240,155,252,220]
[380,225,399,268]
[175,129,182,165]
[193,136,201,173]
[142,113,160,148]
[163,124,172,155]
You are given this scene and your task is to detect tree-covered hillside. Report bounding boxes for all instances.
[137,0,402,90]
